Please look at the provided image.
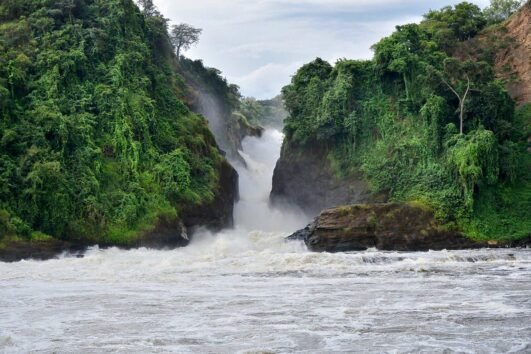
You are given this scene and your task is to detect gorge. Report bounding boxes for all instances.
[1,0,531,352]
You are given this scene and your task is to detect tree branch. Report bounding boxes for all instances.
[441,77,461,102]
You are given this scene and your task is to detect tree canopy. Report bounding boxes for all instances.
[484,0,524,23]
[170,23,202,59]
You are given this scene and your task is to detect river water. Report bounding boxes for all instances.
[1,130,530,353]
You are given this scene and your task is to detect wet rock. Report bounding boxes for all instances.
[286,220,317,241]
[271,143,383,216]
[289,203,487,252]
[181,159,239,231]
[0,239,87,263]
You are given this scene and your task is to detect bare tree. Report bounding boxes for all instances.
[441,74,471,135]
[170,24,202,59]
[434,58,490,135]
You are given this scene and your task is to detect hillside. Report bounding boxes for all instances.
[0,0,238,252]
[457,1,531,105]
[272,2,531,241]
[178,58,263,160]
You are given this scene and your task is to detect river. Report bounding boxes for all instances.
[1,129,530,353]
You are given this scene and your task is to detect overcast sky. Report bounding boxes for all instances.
[155,0,490,99]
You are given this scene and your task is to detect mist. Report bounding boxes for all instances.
[233,129,309,232]
[195,91,234,158]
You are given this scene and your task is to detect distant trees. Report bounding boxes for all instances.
[170,24,202,59]
[424,2,487,42]
[484,0,524,23]
[137,0,160,16]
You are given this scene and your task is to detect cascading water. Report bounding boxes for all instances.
[1,130,530,353]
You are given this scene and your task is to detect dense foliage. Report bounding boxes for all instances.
[0,0,227,244]
[282,2,530,240]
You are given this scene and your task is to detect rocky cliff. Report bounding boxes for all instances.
[271,143,376,215]
[501,2,531,105]
[178,58,263,160]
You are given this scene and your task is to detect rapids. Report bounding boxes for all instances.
[1,129,530,353]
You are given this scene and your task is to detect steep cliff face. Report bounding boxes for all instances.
[178,58,263,160]
[502,2,531,105]
[271,143,375,215]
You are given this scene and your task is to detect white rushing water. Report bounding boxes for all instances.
[1,129,531,354]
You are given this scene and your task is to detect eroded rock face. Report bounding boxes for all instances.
[498,3,531,106]
[0,239,87,263]
[271,143,377,215]
[290,203,485,252]
[181,159,239,231]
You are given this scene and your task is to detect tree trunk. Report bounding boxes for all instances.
[459,77,471,135]
[403,72,409,101]
[442,76,470,135]
[459,99,464,135]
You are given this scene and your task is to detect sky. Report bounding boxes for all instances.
[155,0,490,99]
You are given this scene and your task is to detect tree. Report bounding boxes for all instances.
[136,0,160,17]
[170,24,202,59]
[432,58,492,135]
[373,24,426,101]
[425,2,486,41]
[484,0,523,23]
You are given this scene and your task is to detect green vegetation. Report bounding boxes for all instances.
[178,57,263,157]
[239,96,288,128]
[179,57,241,122]
[484,0,526,24]
[282,2,530,240]
[0,0,229,244]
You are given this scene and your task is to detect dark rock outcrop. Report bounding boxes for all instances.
[0,239,87,263]
[290,203,486,252]
[271,143,381,215]
[181,159,239,231]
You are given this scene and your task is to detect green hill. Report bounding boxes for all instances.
[0,0,237,246]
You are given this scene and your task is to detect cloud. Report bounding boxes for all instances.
[155,0,491,99]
